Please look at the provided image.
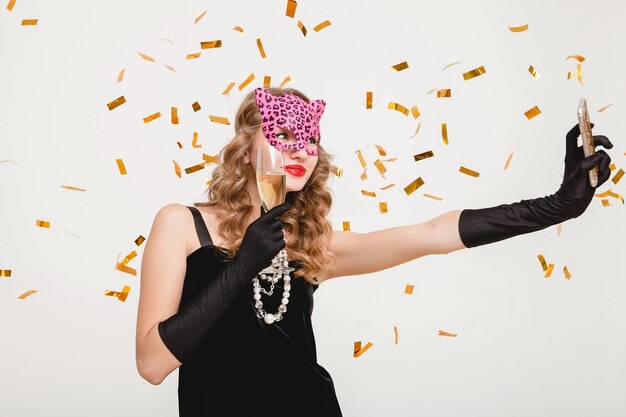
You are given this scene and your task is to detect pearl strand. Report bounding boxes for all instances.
[253,271,291,324]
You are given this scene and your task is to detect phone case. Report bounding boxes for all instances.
[577,98,598,187]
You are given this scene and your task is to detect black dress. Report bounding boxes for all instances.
[172,206,343,417]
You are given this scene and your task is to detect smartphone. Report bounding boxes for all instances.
[577,98,598,187]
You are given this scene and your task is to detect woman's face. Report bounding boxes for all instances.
[248,126,319,193]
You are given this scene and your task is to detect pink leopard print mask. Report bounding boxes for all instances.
[254,87,326,156]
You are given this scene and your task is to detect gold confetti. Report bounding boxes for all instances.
[462,65,487,80]
[610,163,616,171]
[353,341,361,355]
[566,55,586,62]
[504,152,514,170]
[411,105,420,119]
[116,159,127,175]
[186,52,201,59]
[233,26,244,33]
[577,63,583,85]
[177,141,183,149]
[194,10,207,24]
[202,153,219,164]
[185,163,206,175]
[165,65,177,72]
[356,150,366,168]
[612,169,624,184]
[404,284,414,295]
[594,189,624,204]
[414,150,434,161]
[201,40,222,49]
[380,184,395,190]
[391,61,409,71]
[286,0,297,17]
[106,96,126,111]
[459,166,480,177]
[117,68,125,83]
[209,115,230,125]
[441,123,449,145]
[425,88,437,95]
[563,266,572,280]
[135,235,146,246]
[1,270,12,277]
[366,92,373,109]
[297,20,307,36]
[222,82,236,95]
[192,101,201,112]
[360,168,367,181]
[524,106,541,120]
[256,38,267,58]
[313,20,331,32]
[557,224,562,236]
[567,72,573,80]
[404,177,425,196]
[439,330,458,337]
[436,89,451,98]
[394,326,399,345]
[379,202,388,213]
[508,24,529,32]
[373,159,387,177]
[375,145,387,156]
[138,52,155,62]
[263,76,271,88]
[442,61,462,71]
[423,193,442,201]
[18,290,37,299]
[105,285,131,302]
[239,72,255,91]
[35,220,50,228]
[171,107,179,124]
[343,221,351,232]
[597,104,614,112]
[191,132,201,148]
[528,65,540,79]
[119,251,137,266]
[21,19,38,25]
[354,342,373,357]
[332,166,343,177]
[601,199,611,207]
[7,0,16,12]
[143,112,162,123]
[361,190,376,197]
[409,122,422,139]
[537,254,548,271]
[173,160,182,178]
[545,264,554,278]
[278,76,291,88]
[115,262,136,276]
[388,102,409,116]
[60,185,86,192]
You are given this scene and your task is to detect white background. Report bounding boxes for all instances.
[1,0,625,416]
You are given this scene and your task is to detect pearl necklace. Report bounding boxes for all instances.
[252,252,293,325]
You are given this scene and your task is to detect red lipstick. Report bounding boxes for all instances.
[285,164,306,177]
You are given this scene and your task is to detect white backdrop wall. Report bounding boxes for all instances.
[1,0,625,416]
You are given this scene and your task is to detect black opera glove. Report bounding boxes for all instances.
[458,124,613,248]
[158,202,291,363]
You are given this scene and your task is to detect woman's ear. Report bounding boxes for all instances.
[243,150,250,164]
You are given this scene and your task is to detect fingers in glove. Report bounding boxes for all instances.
[565,124,582,158]
[592,135,614,149]
[597,167,611,187]
[260,202,291,223]
[579,149,611,172]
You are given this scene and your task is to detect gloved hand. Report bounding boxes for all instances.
[158,202,291,363]
[458,124,613,248]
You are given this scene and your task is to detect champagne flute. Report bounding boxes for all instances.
[256,143,295,274]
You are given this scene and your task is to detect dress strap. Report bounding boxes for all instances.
[186,206,213,247]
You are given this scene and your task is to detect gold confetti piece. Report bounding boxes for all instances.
[35,220,50,228]
[143,112,162,123]
[256,38,267,58]
[171,107,179,124]
[537,254,548,271]
[462,65,487,80]
[7,0,16,12]
[138,52,155,62]
[423,193,443,201]
[297,20,307,36]
[380,183,395,190]
[353,341,361,355]
[313,20,331,32]
[545,264,554,278]
[563,266,572,280]
[201,40,222,49]
[528,65,540,79]
[194,10,207,24]
[612,169,624,184]
[508,24,529,32]
[598,104,614,113]
[524,106,541,120]
[115,262,136,276]
[414,150,434,161]
[332,166,343,177]
[601,199,611,207]
[366,92,373,109]
[60,185,86,192]
[360,168,368,181]
[209,115,230,125]
[173,160,182,178]
[202,153,219,164]
[135,235,146,246]
[222,82,236,95]
[404,177,425,196]
[286,0,297,17]
[343,221,351,232]
[105,285,131,302]
[191,131,201,148]
[438,330,457,337]
[116,159,127,175]
[566,55,586,62]
[379,202,388,213]
[595,189,624,204]
[577,63,583,86]
[361,190,377,197]
[233,26,244,33]
[436,89,451,98]
[18,290,37,299]
[264,75,271,88]
[411,105,420,119]
[459,166,480,177]
[425,88,437,95]
[120,251,137,266]
[557,224,562,236]
[117,68,125,83]
[356,150,366,168]
[354,342,373,357]
[391,61,409,71]
[404,284,414,295]
[409,122,422,139]
[164,65,177,73]
[278,76,291,88]
[185,163,206,175]
[192,101,201,112]
[442,61,462,71]
[388,102,409,116]
[1,270,12,277]
[567,72,573,80]
[107,96,126,111]
[394,326,399,345]
[186,52,201,59]
[504,152,514,170]
[375,145,387,156]
[373,159,387,177]
[441,123,449,145]
[239,72,255,91]
[21,19,38,25]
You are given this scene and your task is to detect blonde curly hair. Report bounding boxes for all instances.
[194,87,335,284]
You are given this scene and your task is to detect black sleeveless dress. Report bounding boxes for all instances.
[174,207,343,416]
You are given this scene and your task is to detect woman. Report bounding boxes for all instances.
[135,87,613,416]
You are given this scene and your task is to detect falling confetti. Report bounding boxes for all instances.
[171,107,179,124]
[438,330,458,337]
[117,68,126,83]
[379,202,388,213]
[528,65,540,79]
[459,166,480,177]
[173,160,182,178]
[286,0,297,17]
[391,61,409,71]
[414,151,434,161]
[394,326,399,345]
[297,20,307,36]
[186,52,201,59]
[442,61,462,71]
[201,40,222,49]
[18,290,37,299]
[508,24,529,32]
[143,112,162,123]
[411,105,420,119]
[222,82,236,95]
[436,89,451,98]
[107,96,126,111]
[60,185,86,192]
[209,115,230,125]
[256,38,267,58]
[1,270,12,277]
[388,102,409,116]
[116,159,127,175]
[233,26,244,33]
[35,220,50,228]
[353,341,373,357]
[524,106,541,120]
[7,0,16,12]
[597,104,614,112]
[503,153,514,170]
[361,190,376,197]
[612,168,624,184]
[441,123,449,145]
[239,72,255,90]
[278,76,291,88]
[343,221,351,232]
[21,19,38,26]
[192,101,201,112]
[404,177,425,196]
[313,20,331,32]
[404,284,414,295]
[566,55,586,62]
[409,122,422,139]
[194,10,207,24]
[423,193,443,201]
[563,266,572,280]
[138,52,156,62]
[366,92,373,109]
[105,285,131,302]
[462,65,486,80]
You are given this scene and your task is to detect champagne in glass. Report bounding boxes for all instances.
[256,171,286,211]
